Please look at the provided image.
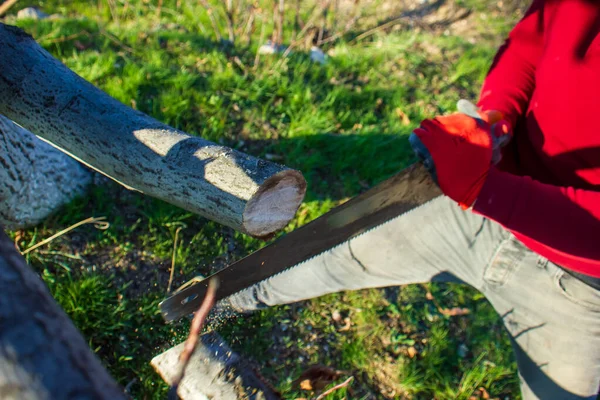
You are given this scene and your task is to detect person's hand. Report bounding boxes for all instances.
[409,104,511,209]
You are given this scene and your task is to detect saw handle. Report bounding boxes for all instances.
[409,100,511,181]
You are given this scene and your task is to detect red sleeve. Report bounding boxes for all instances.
[474,168,600,277]
[477,0,547,127]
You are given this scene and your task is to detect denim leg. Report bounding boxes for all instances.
[481,236,600,400]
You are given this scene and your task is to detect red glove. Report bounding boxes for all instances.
[411,112,511,209]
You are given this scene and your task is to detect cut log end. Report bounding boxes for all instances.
[243,170,306,237]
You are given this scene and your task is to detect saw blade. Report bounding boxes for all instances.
[159,162,441,322]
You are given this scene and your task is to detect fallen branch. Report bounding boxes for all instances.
[0,24,306,237]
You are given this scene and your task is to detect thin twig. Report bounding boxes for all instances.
[275,0,285,46]
[199,0,223,42]
[280,0,330,58]
[292,0,300,41]
[349,14,422,44]
[222,0,235,42]
[232,55,247,75]
[21,216,109,255]
[37,250,84,261]
[98,27,135,53]
[253,13,266,69]
[331,0,339,35]
[40,31,90,45]
[314,377,353,400]
[156,0,163,18]
[0,0,18,17]
[317,0,328,46]
[124,378,136,395]
[168,278,220,397]
[107,0,119,24]
[167,226,183,294]
[241,5,256,46]
[320,0,361,45]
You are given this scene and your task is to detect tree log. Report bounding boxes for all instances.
[0,229,125,399]
[151,332,280,400]
[0,114,91,230]
[0,24,306,237]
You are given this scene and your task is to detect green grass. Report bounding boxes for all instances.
[6,0,523,398]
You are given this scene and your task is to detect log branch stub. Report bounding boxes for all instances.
[0,229,125,400]
[0,24,306,237]
[151,332,281,400]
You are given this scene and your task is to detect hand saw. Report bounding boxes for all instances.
[159,161,442,322]
[159,100,492,323]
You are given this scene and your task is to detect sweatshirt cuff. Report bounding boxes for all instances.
[473,167,527,226]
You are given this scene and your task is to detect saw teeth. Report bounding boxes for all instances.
[220,199,435,303]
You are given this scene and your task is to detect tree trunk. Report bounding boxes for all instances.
[0,24,306,237]
[0,114,91,230]
[0,229,125,400]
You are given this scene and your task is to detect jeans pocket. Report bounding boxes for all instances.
[483,235,530,286]
[554,267,600,313]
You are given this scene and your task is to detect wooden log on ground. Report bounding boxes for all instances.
[0,114,91,229]
[151,332,280,400]
[0,229,125,400]
[0,23,306,237]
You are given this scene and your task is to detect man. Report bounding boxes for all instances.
[225,1,600,398]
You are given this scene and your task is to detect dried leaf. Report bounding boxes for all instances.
[439,307,470,316]
[407,346,417,358]
[479,387,490,399]
[395,108,411,125]
[299,379,313,391]
[338,317,351,332]
[331,310,342,323]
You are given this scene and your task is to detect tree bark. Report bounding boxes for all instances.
[0,114,91,230]
[0,23,306,237]
[0,229,125,400]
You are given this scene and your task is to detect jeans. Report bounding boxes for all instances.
[228,196,600,399]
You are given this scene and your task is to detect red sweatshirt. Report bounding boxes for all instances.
[474,0,600,278]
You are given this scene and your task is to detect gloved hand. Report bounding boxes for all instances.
[409,102,511,209]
